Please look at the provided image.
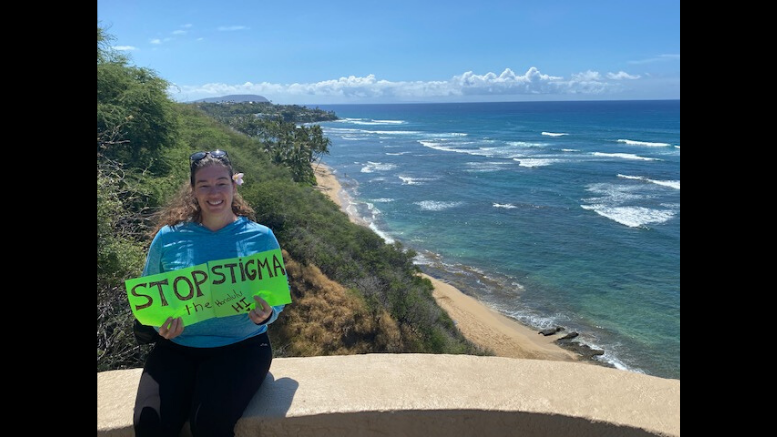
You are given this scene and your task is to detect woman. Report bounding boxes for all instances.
[133,149,287,437]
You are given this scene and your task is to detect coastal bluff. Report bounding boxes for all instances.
[98,353,680,436]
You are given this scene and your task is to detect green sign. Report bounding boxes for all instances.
[125,248,291,327]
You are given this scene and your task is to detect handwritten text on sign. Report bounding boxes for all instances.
[125,249,291,327]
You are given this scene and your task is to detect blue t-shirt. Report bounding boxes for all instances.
[142,216,287,348]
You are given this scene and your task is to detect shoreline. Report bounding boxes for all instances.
[312,162,580,363]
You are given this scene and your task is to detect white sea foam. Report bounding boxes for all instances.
[332,117,364,123]
[418,140,492,156]
[506,141,547,148]
[616,139,672,147]
[509,282,526,292]
[347,120,401,125]
[369,130,420,134]
[341,193,396,244]
[418,140,464,153]
[369,222,394,244]
[385,151,411,155]
[501,309,568,334]
[360,161,397,173]
[465,161,513,172]
[583,180,679,227]
[617,174,680,190]
[652,180,680,189]
[493,203,517,209]
[323,126,370,135]
[425,132,468,138]
[363,202,380,215]
[331,116,407,127]
[419,139,531,160]
[399,175,434,185]
[541,132,568,137]
[414,200,463,211]
[412,252,434,266]
[338,127,421,135]
[592,152,656,161]
[468,148,519,159]
[419,132,469,139]
[600,350,645,374]
[514,158,555,167]
[585,183,644,203]
[581,205,675,227]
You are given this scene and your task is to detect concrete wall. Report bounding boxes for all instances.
[98,354,680,437]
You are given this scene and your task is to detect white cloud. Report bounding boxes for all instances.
[168,66,675,104]
[607,71,640,80]
[571,70,601,81]
[113,45,138,51]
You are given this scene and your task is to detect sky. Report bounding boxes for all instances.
[97,0,680,105]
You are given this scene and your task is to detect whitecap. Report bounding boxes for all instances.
[414,200,463,211]
[399,175,432,185]
[360,161,397,173]
[514,158,554,167]
[493,203,517,209]
[581,205,675,227]
[617,174,680,190]
[506,141,547,148]
[616,139,672,147]
[592,152,656,161]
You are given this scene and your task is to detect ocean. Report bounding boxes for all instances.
[311,100,680,380]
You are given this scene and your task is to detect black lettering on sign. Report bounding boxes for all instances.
[130,278,170,311]
[211,264,227,284]
[231,296,251,313]
[272,253,286,277]
[244,258,257,280]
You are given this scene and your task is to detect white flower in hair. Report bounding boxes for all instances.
[232,173,244,186]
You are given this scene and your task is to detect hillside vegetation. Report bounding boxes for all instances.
[97,24,486,371]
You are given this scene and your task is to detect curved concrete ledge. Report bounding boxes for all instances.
[98,354,680,437]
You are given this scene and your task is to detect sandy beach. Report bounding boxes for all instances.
[313,163,579,362]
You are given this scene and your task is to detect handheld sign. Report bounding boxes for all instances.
[125,249,291,327]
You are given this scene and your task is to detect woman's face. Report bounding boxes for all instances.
[192,164,235,219]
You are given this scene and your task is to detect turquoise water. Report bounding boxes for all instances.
[313,100,680,380]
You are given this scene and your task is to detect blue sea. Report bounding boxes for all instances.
[311,100,680,380]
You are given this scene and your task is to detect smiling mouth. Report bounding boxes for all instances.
[207,200,224,206]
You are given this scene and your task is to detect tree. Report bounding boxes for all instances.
[97,22,178,175]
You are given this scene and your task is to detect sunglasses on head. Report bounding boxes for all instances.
[189,150,230,165]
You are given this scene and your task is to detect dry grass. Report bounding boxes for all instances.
[271,250,403,357]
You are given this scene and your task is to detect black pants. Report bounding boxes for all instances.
[133,332,272,437]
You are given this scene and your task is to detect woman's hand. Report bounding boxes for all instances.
[159,317,184,340]
[249,295,273,325]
